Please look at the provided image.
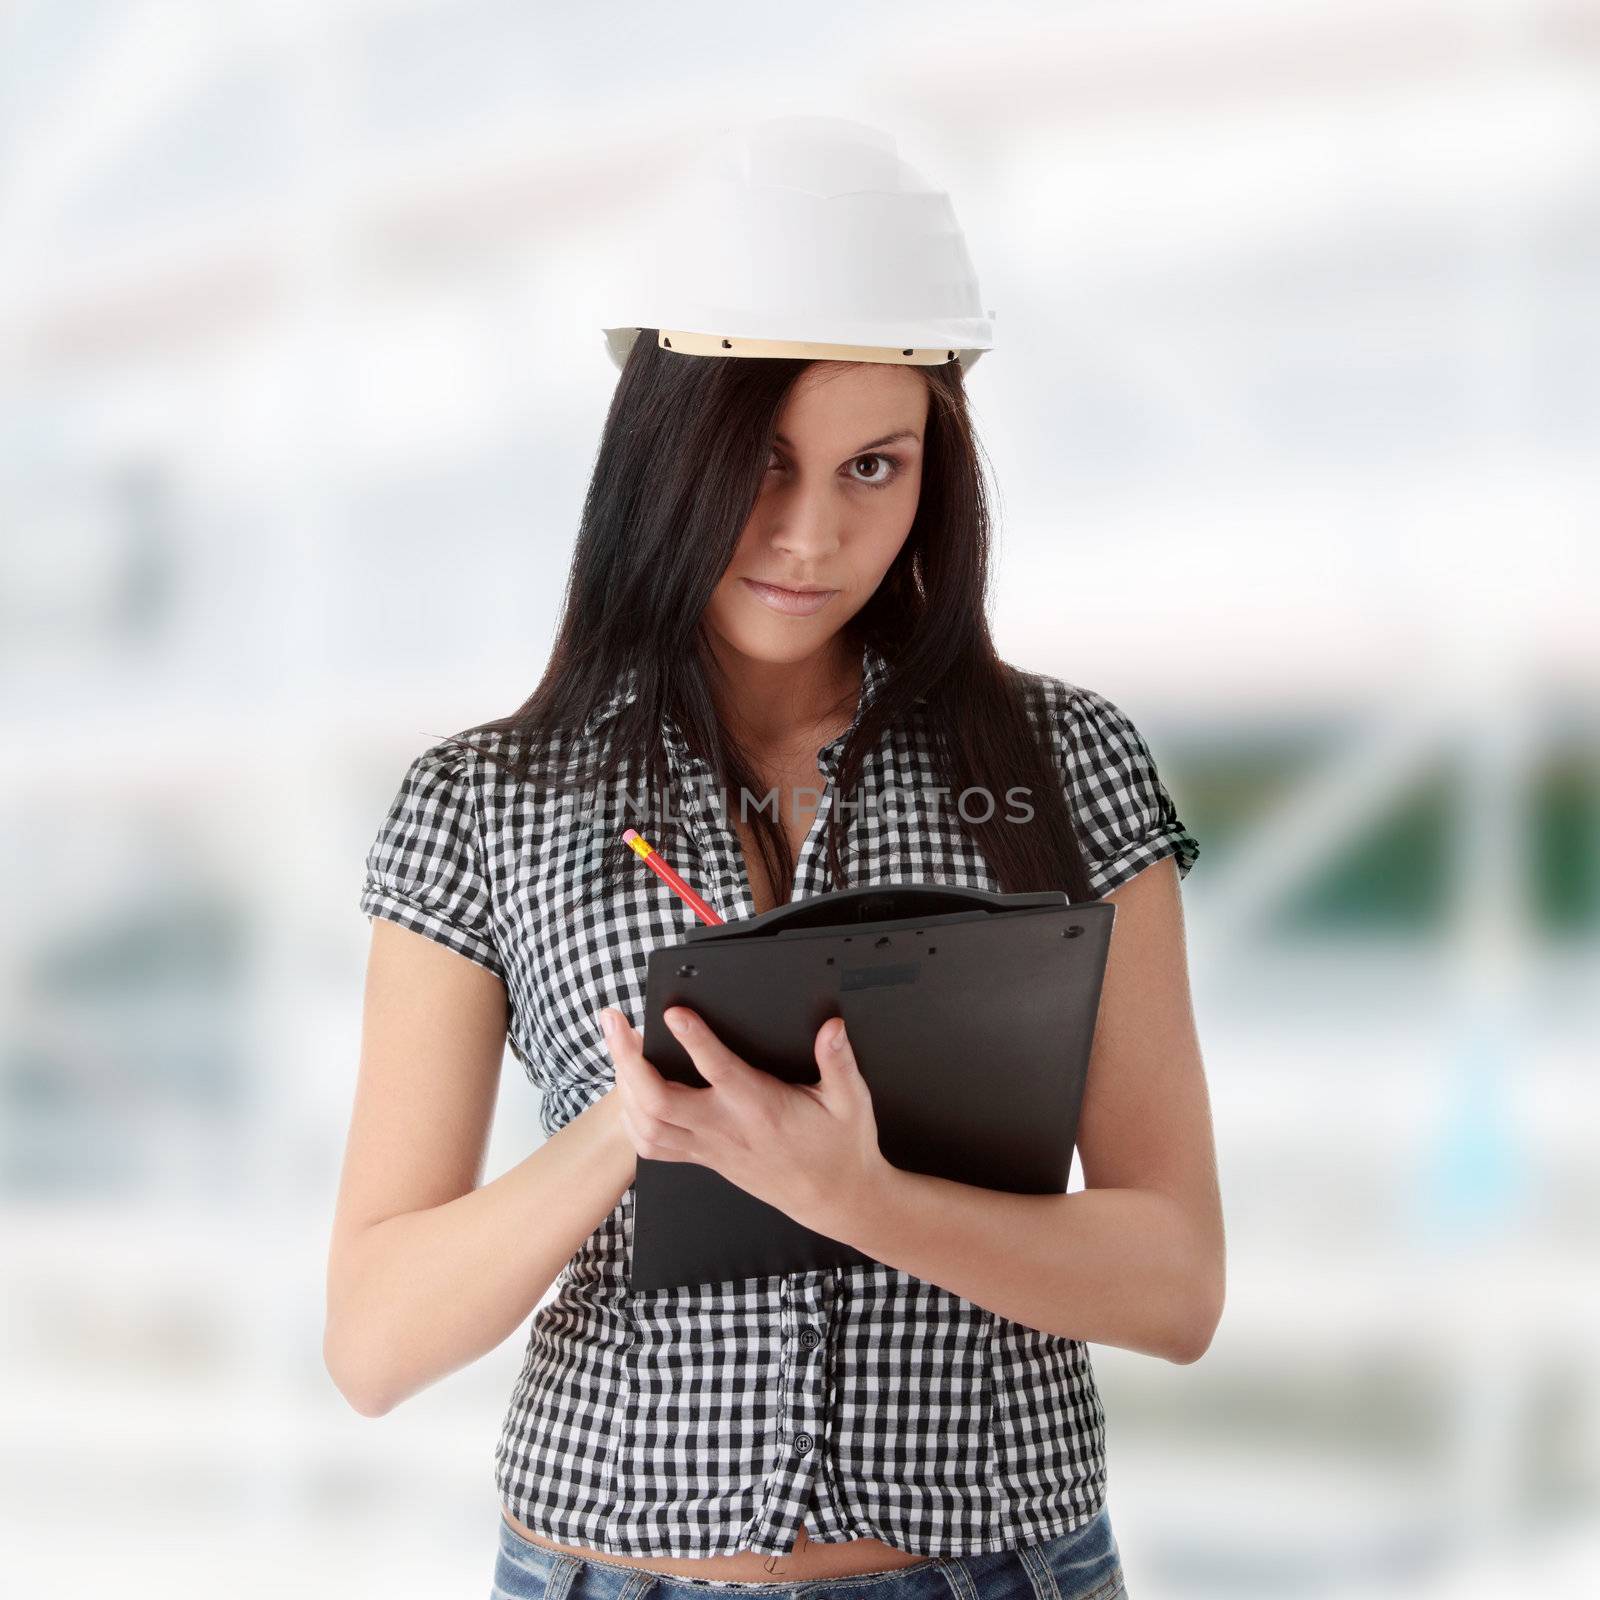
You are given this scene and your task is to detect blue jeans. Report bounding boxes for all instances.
[492,1510,1128,1600]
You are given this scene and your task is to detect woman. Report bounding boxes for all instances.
[326,119,1222,1600]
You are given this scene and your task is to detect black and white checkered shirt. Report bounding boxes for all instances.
[359,643,1199,1559]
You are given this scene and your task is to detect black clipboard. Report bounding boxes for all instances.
[629,882,1115,1293]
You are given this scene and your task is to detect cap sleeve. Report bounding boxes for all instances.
[1057,686,1200,898]
[359,741,506,979]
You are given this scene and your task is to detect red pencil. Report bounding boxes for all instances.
[621,828,724,926]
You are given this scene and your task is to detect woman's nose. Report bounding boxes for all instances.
[767,489,842,560]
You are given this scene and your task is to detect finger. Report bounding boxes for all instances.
[663,1005,753,1088]
[604,1007,700,1128]
[599,1005,643,1060]
[618,1096,696,1160]
[813,1015,862,1100]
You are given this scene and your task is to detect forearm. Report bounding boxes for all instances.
[325,1086,636,1416]
[828,1165,1222,1364]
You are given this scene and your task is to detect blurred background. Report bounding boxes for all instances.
[2,0,1596,1595]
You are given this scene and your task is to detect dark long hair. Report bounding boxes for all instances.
[447,332,1096,905]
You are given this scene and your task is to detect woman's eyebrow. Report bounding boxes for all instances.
[772,429,922,454]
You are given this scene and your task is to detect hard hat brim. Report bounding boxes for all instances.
[602,326,989,373]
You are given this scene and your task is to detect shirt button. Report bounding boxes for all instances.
[793,1433,813,1454]
[799,1327,821,1350]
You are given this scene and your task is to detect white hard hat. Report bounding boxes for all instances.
[600,115,995,373]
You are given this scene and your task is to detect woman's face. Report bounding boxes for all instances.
[702,361,930,672]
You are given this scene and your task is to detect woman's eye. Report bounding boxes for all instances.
[764,453,901,489]
[849,453,898,488]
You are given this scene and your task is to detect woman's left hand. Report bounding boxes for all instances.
[599,1004,888,1240]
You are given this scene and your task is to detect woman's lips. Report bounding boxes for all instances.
[740,577,839,616]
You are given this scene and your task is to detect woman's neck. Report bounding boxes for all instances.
[708,636,862,751]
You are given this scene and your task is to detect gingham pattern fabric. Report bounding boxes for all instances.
[359,645,1199,1560]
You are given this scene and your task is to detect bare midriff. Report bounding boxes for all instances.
[502,1508,933,1581]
